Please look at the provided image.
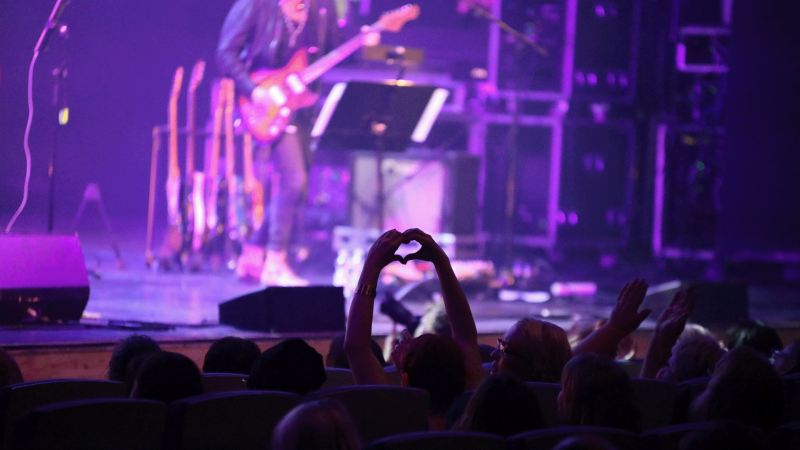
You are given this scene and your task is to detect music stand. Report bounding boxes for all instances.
[312,81,449,230]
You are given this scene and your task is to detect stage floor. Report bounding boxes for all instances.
[2,233,800,349]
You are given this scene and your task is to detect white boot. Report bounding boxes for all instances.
[236,244,265,280]
[260,250,309,286]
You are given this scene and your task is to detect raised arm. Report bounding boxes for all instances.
[640,287,697,379]
[344,230,406,385]
[573,279,651,357]
[402,229,484,390]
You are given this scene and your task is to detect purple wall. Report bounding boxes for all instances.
[0,0,234,235]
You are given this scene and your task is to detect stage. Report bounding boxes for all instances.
[2,231,799,350]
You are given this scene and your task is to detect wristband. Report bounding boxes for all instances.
[355,283,376,298]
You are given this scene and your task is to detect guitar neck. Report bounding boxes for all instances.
[242,132,255,187]
[223,80,235,181]
[168,97,180,180]
[185,90,197,176]
[209,85,225,180]
[300,20,384,85]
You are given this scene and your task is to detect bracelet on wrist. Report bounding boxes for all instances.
[355,283,376,298]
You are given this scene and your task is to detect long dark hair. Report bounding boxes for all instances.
[705,346,785,429]
[453,374,545,437]
[401,334,467,415]
[560,353,642,433]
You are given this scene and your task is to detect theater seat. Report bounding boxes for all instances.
[639,422,713,450]
[165,391,300,450]
[201,373,247,394]
[364,431,505,450]
[618,359,644,379]
[10,398,165,450]
[321,368,356,389]
[507,426,639,450]
[766,421,800,450]
[526,382,562,428]
[0,379,126,447]
[672,377,710,424]
[782,374,800,422]
[630,378,676,430]
[384,367,403,386]
[308,386,429,444]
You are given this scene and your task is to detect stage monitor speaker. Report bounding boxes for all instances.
[643,281,748,328]
[0,234,90,325]
[219,286,346,333]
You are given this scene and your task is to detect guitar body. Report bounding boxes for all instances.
[242,131,265,231]
[239,50,319,143]
[203,80,229,265]
[160,66,184,270]
[228,176,249,241]
[238,4,421,143]
[191,171,206,252]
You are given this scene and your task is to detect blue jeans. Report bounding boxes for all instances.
[250,124,311,253]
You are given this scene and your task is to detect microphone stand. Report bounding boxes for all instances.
[35,0,71,232]
[462,0,546,269]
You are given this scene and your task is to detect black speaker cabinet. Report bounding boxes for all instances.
[0,234,90,325]
[644,281,748,328]
[219,286,346,333]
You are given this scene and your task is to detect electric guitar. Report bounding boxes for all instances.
[223,78,248,243]
[242,131,265,231]
[239,4,420,142]
[163,66,184,262]
[205,79,228,257]
[183,60,206,263]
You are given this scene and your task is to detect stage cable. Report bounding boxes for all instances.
[6,0,65,233]
[5,52,37,233]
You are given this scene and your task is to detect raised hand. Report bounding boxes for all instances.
[608,279,652,336]
[364,229,407,272]
[640,286,698,379]
[655,287,697,342]
[401,228,448,266]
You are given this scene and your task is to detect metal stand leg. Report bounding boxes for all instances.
[72,183,127,270]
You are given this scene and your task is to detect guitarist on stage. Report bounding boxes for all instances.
[217,0,344,286]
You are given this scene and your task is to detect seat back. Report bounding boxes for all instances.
[384,367,403,386]
[639,422,712,450]
[309,386,429,444]
[783,374,800,422]
[526,382,562,428]
[10,398,165,450]
[482,362,493,379]
[766,420,800,450]
[364,431,505,450]
[673,377,710,424]
[321,368,356,390]
[630,378,676,430]
[165,391,300,450]
[0,379,126,447]
[619,359,644,379]
[201,373,247,394]
[507,426,639,450]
